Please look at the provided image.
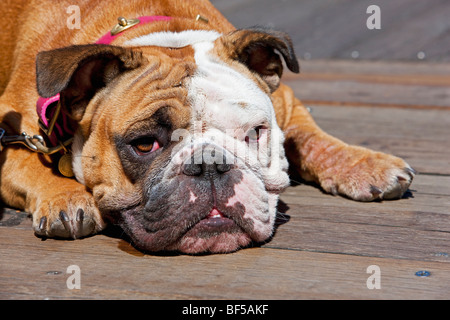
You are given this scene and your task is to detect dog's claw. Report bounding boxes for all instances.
[32,190,104,239]
[59,210,70,222]
[38,216,47,231]
[369,185,383,198]
[59,210,76,239]
[76,209,84,237]
[405,167,417,178]
[76,208,84,221]
[59,210,71,228]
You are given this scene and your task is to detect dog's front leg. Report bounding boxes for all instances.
[0,147,105,238]
[275,84,415,201]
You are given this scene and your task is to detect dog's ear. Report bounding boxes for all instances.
[36,44,146,121]
[218,28,299,92]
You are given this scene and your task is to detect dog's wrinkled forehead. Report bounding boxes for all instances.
[124,30,275,130]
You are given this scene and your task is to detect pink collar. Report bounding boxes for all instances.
[36,16,172,147]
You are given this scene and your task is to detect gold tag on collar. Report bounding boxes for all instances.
[195,15,209,23]
[111,17,140,36]
[58,153,74,178]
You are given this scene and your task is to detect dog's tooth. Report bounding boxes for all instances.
[208,208,223,218]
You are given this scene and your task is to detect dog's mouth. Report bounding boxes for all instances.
[111,164,284,254]
[195,208,236,231]
[119,204,258,254]
[167,207,252,254]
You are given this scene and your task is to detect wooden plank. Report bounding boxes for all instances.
[306,105,450,175]
[282,60,450,109]
[1,227,450,300]
[290,59,450,77]
[271,174,450,262]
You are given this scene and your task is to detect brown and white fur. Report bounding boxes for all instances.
[0,0,414,253]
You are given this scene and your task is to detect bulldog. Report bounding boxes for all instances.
[0,0,414,254]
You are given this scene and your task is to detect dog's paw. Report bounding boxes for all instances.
[32,190,105,239]
[319,147,415,201]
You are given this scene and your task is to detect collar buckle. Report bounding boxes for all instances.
[111,17,140,36]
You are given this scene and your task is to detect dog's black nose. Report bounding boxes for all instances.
[182,145,232,177]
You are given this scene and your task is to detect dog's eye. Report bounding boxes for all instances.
[245,125,266,143]
[131,137,160,155]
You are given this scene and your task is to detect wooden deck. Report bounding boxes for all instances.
[1,1,450,301]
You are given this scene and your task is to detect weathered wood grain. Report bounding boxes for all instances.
[304,104,450,175]
[273,175,450,262]
[283,60,450,109]
[1,228,450,300]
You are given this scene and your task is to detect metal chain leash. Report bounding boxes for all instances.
[0,128,73,154]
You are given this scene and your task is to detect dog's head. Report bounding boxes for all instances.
[36,28,299,253]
